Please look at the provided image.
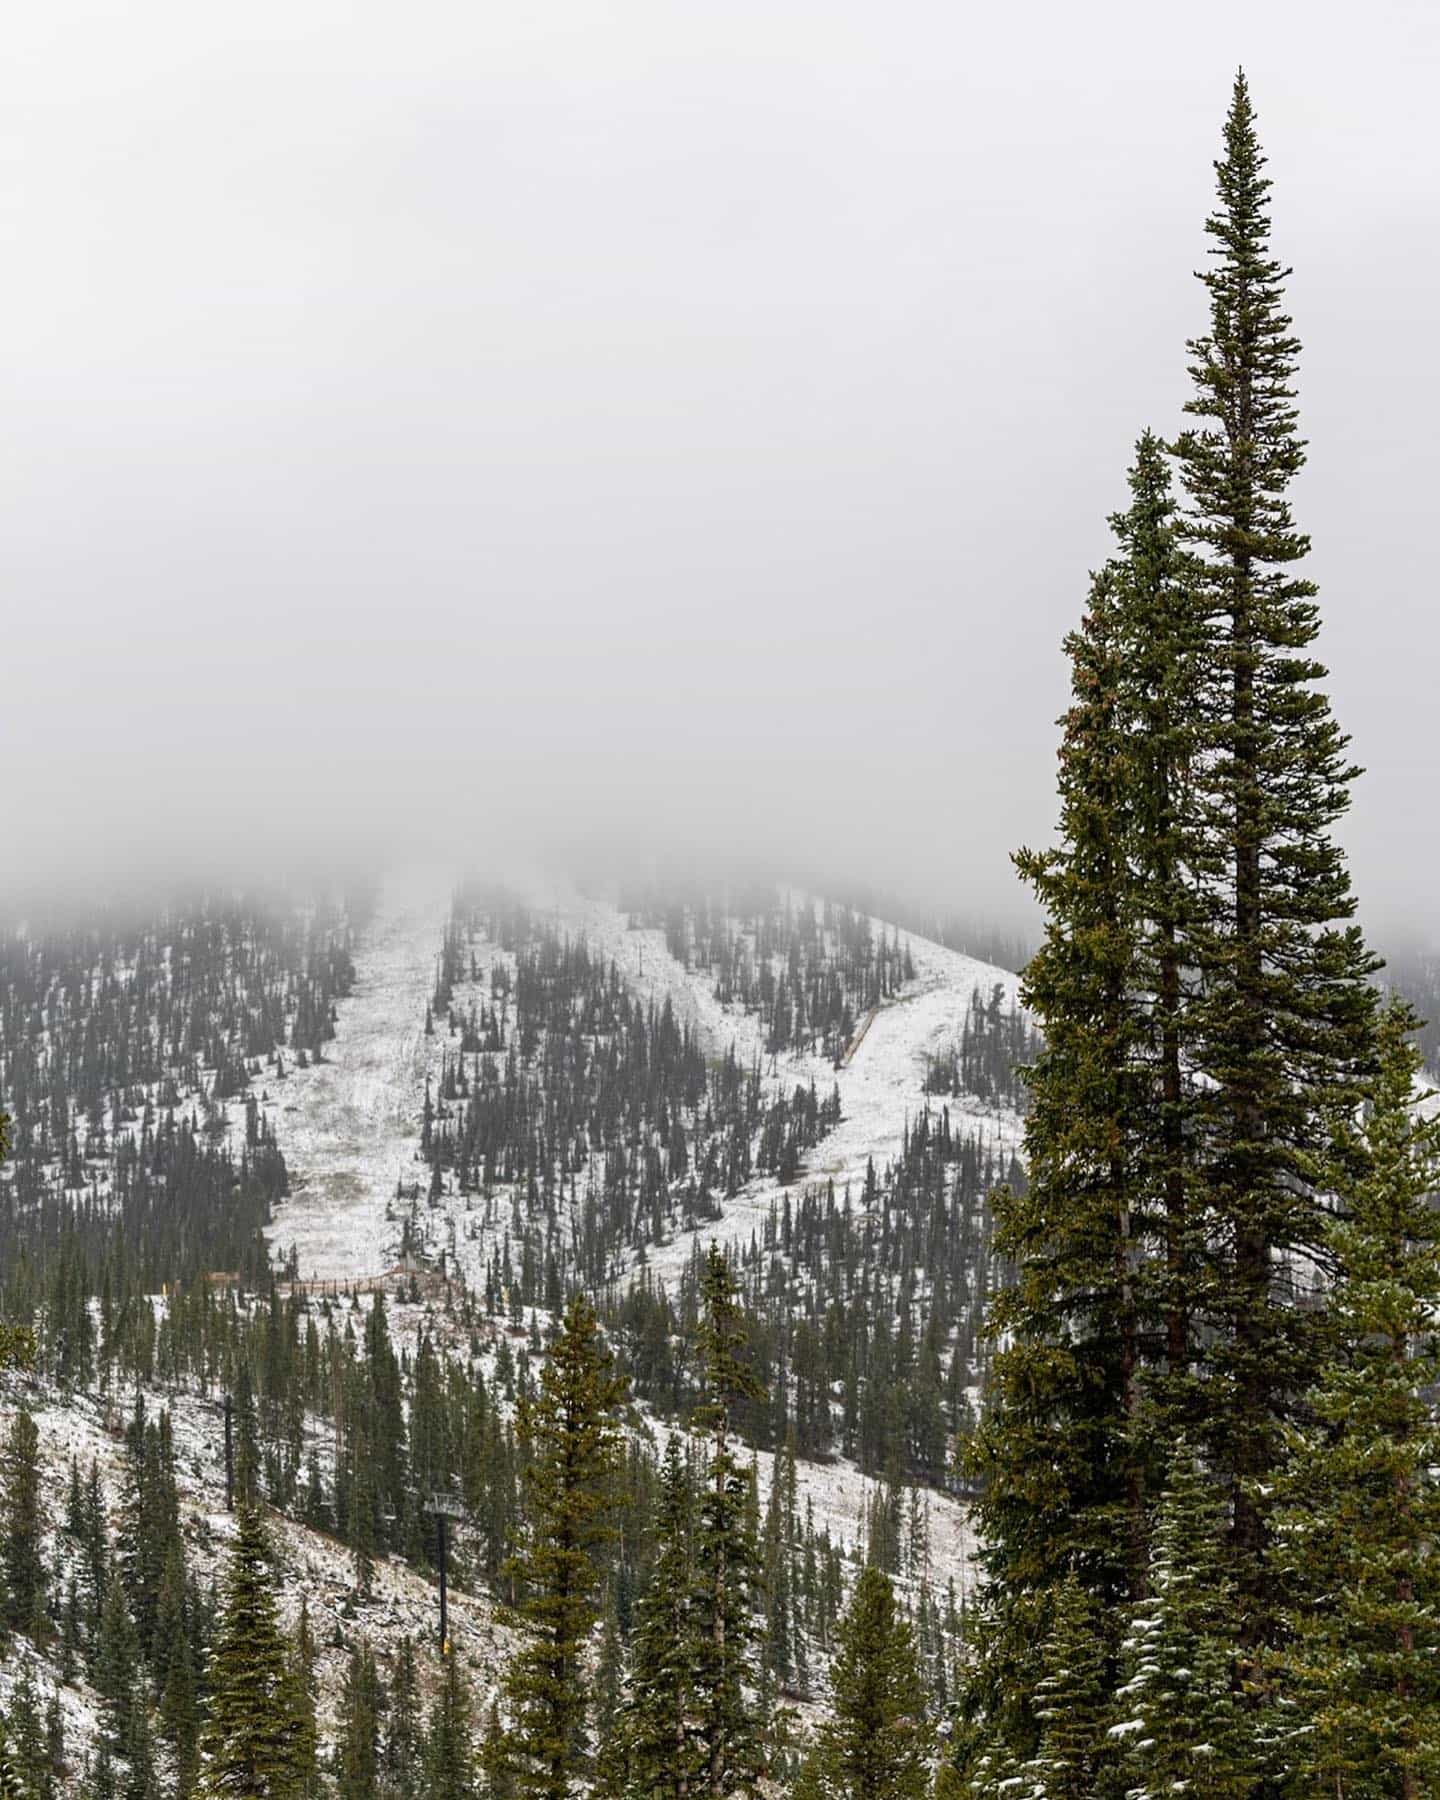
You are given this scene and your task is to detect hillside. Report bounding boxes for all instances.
[0,869,1029,1795]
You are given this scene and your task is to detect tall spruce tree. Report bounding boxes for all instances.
[382,1636,422,1800]
[1023,1575,1112,1800]
[1172,69,1378,1640]
[2,1409,47,1639]
[0,1711,27,1800]
[966,436,1196,1764]
[1271,1004,1440,1798]
[501,1291,627,1799]
[336,1639,384,1800]
[607,1435,699,1800]
[0,1115,35,1376]
[960,74,1380,1786]
[423,1651,477,1800]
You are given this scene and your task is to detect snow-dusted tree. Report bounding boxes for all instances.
[605,1435,699,1800]
[1173,69,1378,1646]
[1270,1003,1440,1798]
[1024,1575,1113,1800]
[502,1291,626,1799]
[197,1506,305,1799]
[690,1247,767,1799]
[1111,1442,1250,1799]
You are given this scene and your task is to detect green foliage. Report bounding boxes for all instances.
[606,1435,699,1799]
[197,1506,306,1798]
[957,69,1382,1794]
[335,1639,384,1800]
[967,436,1190,1764]
[1172,68,1379,1636]
[383,1637,422,1800]
[801,1565,931,1800]
[501,1291,627,1799]
[422,1652,477,1800]
[0,1115,34,1376]
[689,1247,768,1800]
[2,1410,47,1639]
[1270,1004,1440,1796]
[0,1713,29,1800]
[1112,1444,1252,1799]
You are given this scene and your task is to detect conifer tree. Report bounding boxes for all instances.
[959,73,1379,1785]
[1172,69,1378,1638]
[1112,1443,1250,1799]
[1271,1004,1440,1798]
[382,1637,422,1800]
[0,1116,35,1377]
[967,439,1194,1758]
[502,1291,627,1799]
[197,1506,303,1799]
[5,1670,45,1800]
[691,1247,766,1799]
[801,1565,931,1800]
[117,1695,160,1800]
[0,1713,27,1800]
[1,1409,47,1639]
[95,1574,143,1744]
[972,556,1142,1737]
[423,1652,476,1800]
[336,1639,384,1800]
[479,1700,516,1800]
[283,1600,320,1799]
[1022,1575,1112,1800]
[609,1435,699,1799]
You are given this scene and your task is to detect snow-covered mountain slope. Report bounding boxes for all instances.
[258,869,1027,1294]
[264,868,454,1282]
[442,878,1028,1291]
[0,1271,978,1778]
[0,1343,515,1777]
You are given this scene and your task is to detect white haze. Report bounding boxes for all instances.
[2,1,1437,938]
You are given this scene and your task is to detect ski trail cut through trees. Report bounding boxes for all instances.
[263,868,453,1283]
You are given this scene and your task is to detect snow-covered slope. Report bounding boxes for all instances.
[264,867,454,1282]
[531,882,1026,1288]
[260,869,1026,1295]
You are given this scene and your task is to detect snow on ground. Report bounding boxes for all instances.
[539,885,1028,1291]
[522,878,771,1066]
[257,862,1024,1332]
[378,875,1028,1302]
[263,867,454,1282]
[1,1348,516,1780]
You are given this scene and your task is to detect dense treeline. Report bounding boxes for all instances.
[0,861,1005,1795]
[416,889,1020,1492]
[612,1103,1015,1486]
[0,1256,952,1797]
[923,985,1040,1114]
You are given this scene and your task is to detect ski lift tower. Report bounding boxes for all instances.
[423,1491,467,1654]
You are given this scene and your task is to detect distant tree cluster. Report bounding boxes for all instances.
[0,894,360,1309]
[923,985,1041,1113]
[619,884,914,1065]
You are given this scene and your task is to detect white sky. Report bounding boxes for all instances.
[3,1,1437,929]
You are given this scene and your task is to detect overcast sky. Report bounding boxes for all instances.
[3,1,1437,931]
